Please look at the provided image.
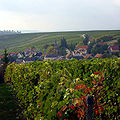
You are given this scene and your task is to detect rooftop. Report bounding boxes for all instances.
[94,54,103,58]
[109,45,119,50]
[77,45,88,50]
[0,55,3,59]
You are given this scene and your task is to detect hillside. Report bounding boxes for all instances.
[0,30,120,54]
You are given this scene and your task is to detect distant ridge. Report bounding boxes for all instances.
[0,30,21,35]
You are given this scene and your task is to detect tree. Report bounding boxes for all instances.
[97,36,113,42]
[0,49,9,83]
[118,38,120,46]
[68,43,76,51]
[9,56,17,63]
[91,44,108,55]
[2,49,9,66]
[42,44,49,49]
[83,34,90,45]
[60,37,68,48]
[87,42,95,54]
[58,47,66,56]
[46,46,58,55]
[58,37,68,56]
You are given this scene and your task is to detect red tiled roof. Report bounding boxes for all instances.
[8,52,18,55]
[98,43,107,45]
[77,45,88,50]
[109,46,119,50]
[41,54,46,57]
[0,55,3,58]
[94,54,103,58]
[84,54,92,59]
[111,50,119,53]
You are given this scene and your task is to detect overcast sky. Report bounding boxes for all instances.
[0,0,120,32]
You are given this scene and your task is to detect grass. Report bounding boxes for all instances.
[0,30,120,54]
[0,84,23,120]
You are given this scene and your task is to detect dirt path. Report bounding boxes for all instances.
[9,34,49,49]
[9,34,48,49]
[31,34,48,41]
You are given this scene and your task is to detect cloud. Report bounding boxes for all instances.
[0,0,120,31]
[0,10,59,31]
[113,0,120,7]
[0,0,69,15]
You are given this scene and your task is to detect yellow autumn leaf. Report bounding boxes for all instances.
[76,78,80,82]
[70,88,74,93]
[90,73,94,77]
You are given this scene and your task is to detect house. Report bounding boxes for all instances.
[40,54,46,59]
[76,45,88,50]
[0,55,3,65]
[94,54,103,58]
[66,49,71,54]
[8,52,18,57]
[66,53,72,59]
[35,52,42,57]
[0,55,4,60]
[31,47,36,51]
[73,45,88,57]
[44,55,58,61]
[16,59,23,64]
[24,48,34,57]
[73,50,86,57]
[84,54,93,59]
[57,56,65,60]
[81,34,86,39]
[108,45,119,56]
[73,50,82,56]
[23,57,38,63]
[97,43,107,47]
[17,53,23,58]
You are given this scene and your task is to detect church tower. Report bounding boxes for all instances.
[54,40,57,48]
[54,40,59,56]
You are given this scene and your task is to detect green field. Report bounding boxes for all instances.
[0,30,120,54]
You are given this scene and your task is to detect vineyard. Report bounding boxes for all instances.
[0,30,120,54]
[4,58,120,120]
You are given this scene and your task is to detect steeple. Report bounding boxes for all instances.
[54,40,59,56]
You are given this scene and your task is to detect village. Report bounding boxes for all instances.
[0,36,119,65]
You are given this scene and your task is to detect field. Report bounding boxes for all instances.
[0,30,120,54]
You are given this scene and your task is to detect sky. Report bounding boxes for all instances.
[0,0,120,32]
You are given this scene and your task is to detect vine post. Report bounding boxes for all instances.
[86,95,93,120]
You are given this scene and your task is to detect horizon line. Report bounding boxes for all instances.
[20,29,120,33]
